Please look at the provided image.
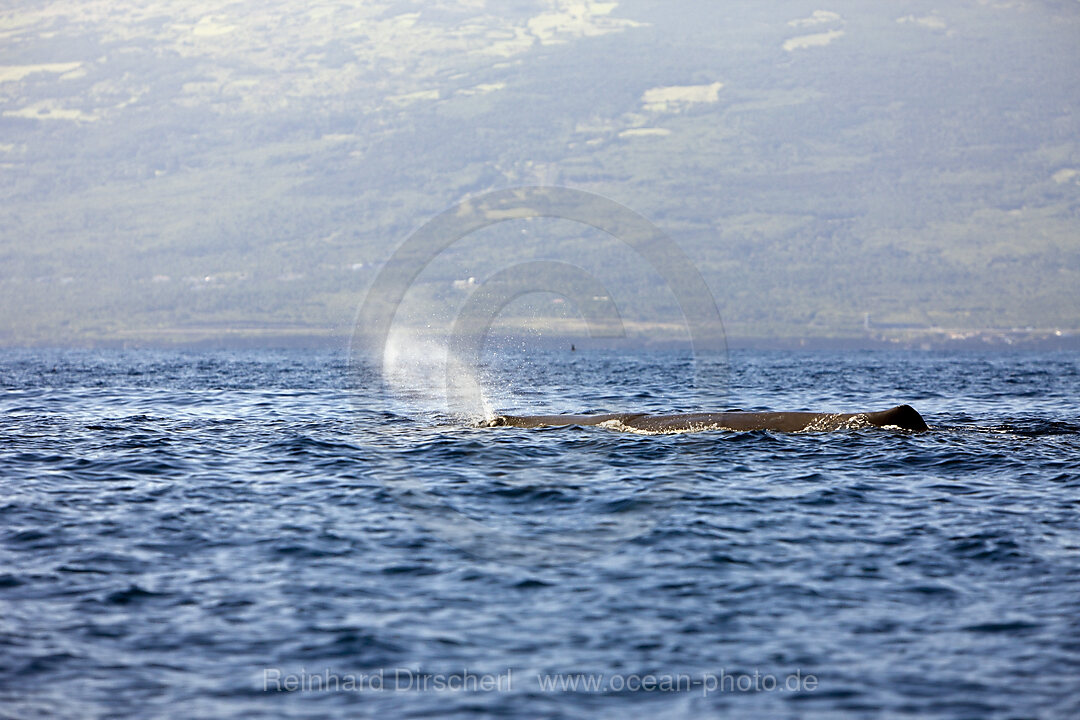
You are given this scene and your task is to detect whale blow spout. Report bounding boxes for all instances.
[483,405,929,434]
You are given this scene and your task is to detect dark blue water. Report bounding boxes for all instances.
[2,347,1078,719]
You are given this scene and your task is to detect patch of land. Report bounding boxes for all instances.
[1,0,1078,347]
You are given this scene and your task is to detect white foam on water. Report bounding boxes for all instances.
[798,413,871,432]
[596,418,734,435]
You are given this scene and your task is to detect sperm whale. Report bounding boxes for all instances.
[483,404,928,433]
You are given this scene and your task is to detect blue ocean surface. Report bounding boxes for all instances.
[1,347,1078,719]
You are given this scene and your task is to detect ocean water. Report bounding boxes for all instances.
[1,346,1078,719]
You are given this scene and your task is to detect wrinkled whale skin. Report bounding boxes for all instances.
[484,404,928,433]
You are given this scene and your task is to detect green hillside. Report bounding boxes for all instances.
[1,0,1078,346]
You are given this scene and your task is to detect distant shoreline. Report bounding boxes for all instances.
[2,327,1077,352]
